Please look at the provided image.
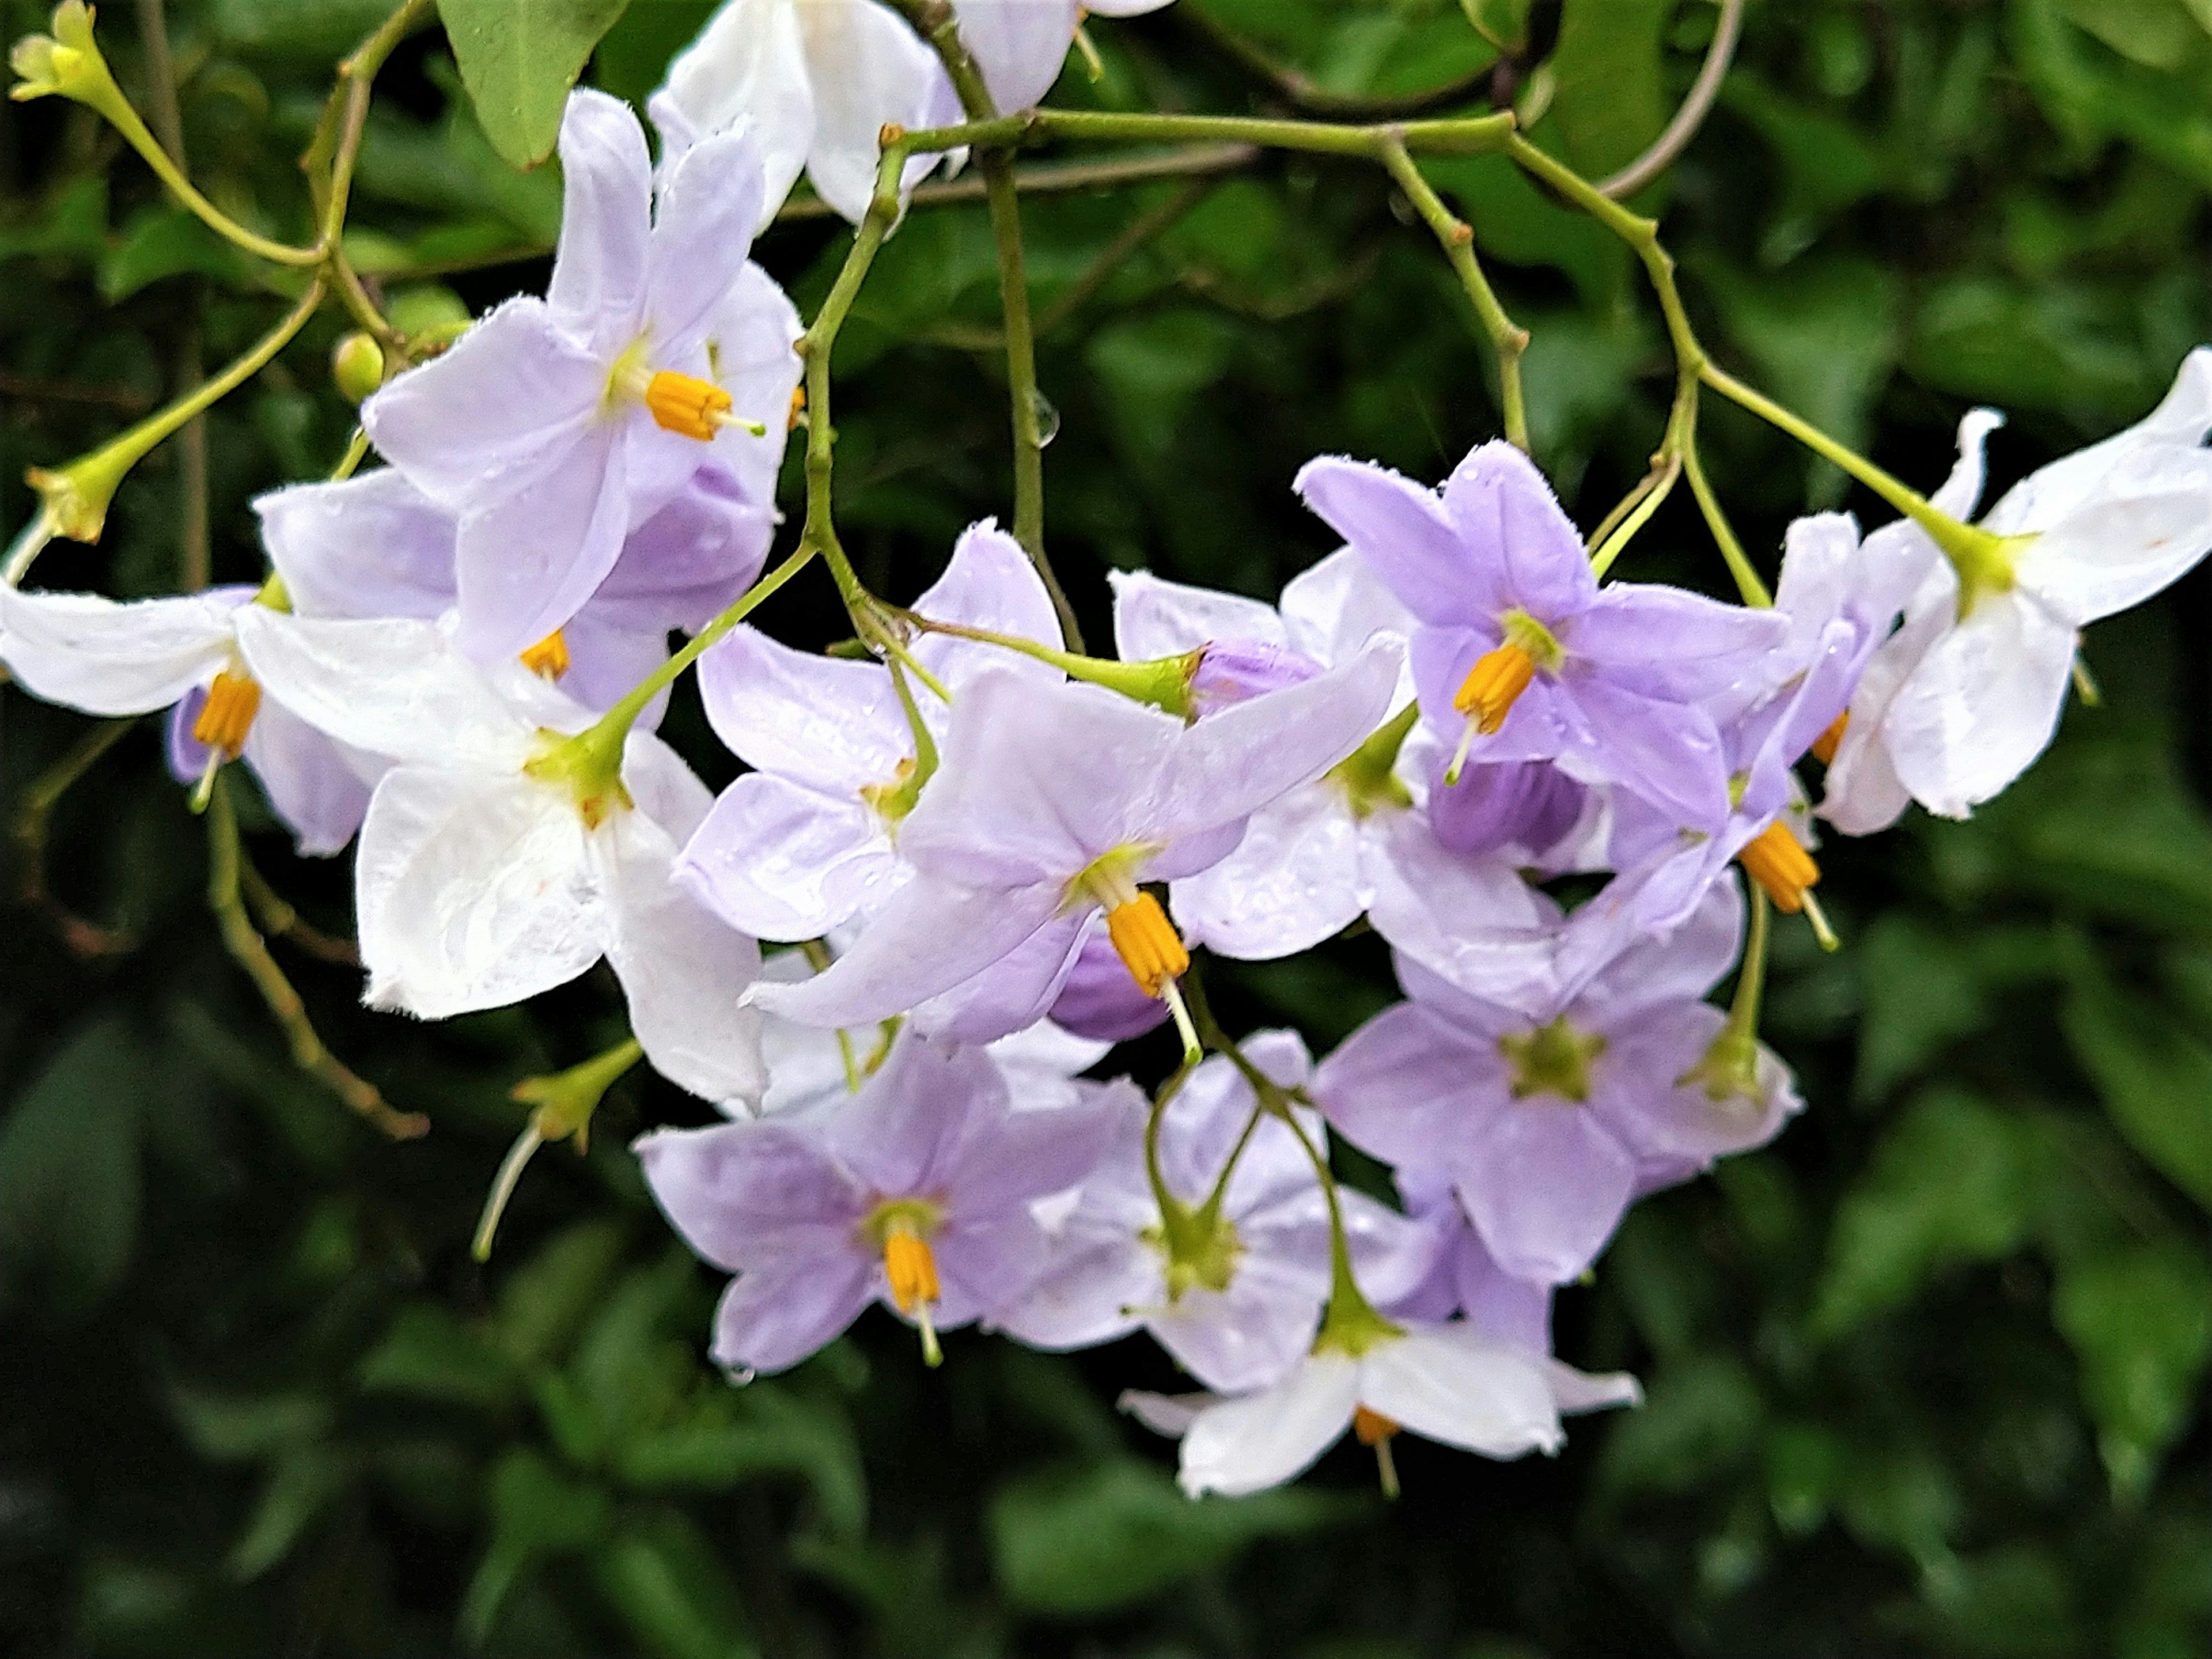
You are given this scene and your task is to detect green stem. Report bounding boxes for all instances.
[95,75,320,267]
[897,613,1190,710]
[1683,427,1770,607]
[1376,135,1529,451]
[902,108,1518,162]
[1590,451,1679,578]
[1697,363,1945,540]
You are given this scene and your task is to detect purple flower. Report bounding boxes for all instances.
[254,465,774,721]
[1428,756,1592,865]
[993,1031,1437,1392]
[676,521,1063,943]
[363,91,796,667]
[1316,878,1798,1285]
[636,1027,1127,1371]
[750,645,1400,1040]
[1296,441,1784,827]
[1047,917,1171,1042]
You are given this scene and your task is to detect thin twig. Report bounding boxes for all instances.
[9,717,140,957]
[206,774,427,1140]
[773,142,1259,222]
[238,851,362,966]
[1598,0,1746,199]
[1180,9,1496,119]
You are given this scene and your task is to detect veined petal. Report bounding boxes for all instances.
[1296,455,1486,626]
[232,609,542,770]
[1459,1105,1638,1285]
[546,89,654,353]
[1360,1328,1563,1459]
[798,0,954,222]
[1883,589,2078,818]
[1441,440,1596,624]
[255,469,455,621]
[1279,544,1419,673]
[1169,783,1364,960]
[1363,812,1561,1018]
[452,418,633,666]
[600,806,767,1108]
[1110,567,1289,662]
[695,625,911,792]
[712,1255,874,1374]
[636,1118,862,1269]
[652,0,813,228]
[821,1028,1009,1194]
[620,726,719,843]
[698,262,804,507]
[679,773,901,941]
[1177,1354,1360,1497]
[354,766,604,1019]
[2015,470,2212,626]
[1568,586,1788,704]
[0,582,240,714]
[1983,349,2211,535]
[362,298,605,509]
[908,911,1089,1045]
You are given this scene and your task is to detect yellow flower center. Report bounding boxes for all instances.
[192,670,262,759]
[882,1229,941,1315]
[1737,820,1820,914]
[643,369,735,441]
[1105,893,1189,998]
[518,628,570,680]
[865,1198,946,1366]
[1453,643,1535,735]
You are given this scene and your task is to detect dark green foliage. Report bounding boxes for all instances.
[2,1,2209,1655]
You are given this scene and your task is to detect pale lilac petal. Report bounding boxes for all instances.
[354,766,603,1018]
[1169,784,1363,960]
[653,0,813,228]
[1567,676,1733,830]
[2016,470,2212,626]
[1109,567,1288,661]
[1048,918,1171,1041]
[600,809,767,1107]
[712,1256,873,1374]
[1883,590,2078,817]
[646,127,767,354]
[1295,455,1483,626]
[822,1030,1008,1195]
[696,625,913,793]
[0,583,241,713]
[1983,350,2211,535]
[232,610,543,771]
[1152,1275,1323,1395]
[698,262,804,505]
[911,519,1066,688]
[1429,758,1585,860]
[951,0,1081,111]
[1458,1106,1637,1285]
[1120,1391,1217,1437]
[677,774,899,941]
[1596,1003,1800,1169]
[1440,440,1594,623]
[1360,1328,1563,1459]
[453,415,631,665]
[595,469,771,631]
[931,1212,1055,1327]
[909,911,1088,1044]
[1567,586,1787,704]
[1548,1359,1645,1415]
[1279,544,1419,671]
[1363,814,1562,1018]
[255,471,454,620]
[240,700,373,858]
[1177,1355,1359,1497]
[993,1231,1153,1351]
[797,0,955,222]
[634,1119,860,1269]
[546,90,653,350]
[1819,549,1955,835]
[1578,874,1743,1024]
[362,300,604,507]
[1315,1001,1504,1169]
[755,875,1059,1029]
[1449,1227,1554,1353]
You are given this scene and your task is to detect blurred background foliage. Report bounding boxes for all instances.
[3,0,2210,1654]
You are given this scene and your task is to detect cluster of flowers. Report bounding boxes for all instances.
[8,1,2212,1499]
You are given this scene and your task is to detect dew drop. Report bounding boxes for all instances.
[719,1363,757,1388]
[1031,389,1061,449]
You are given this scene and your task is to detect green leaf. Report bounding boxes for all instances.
[356,1304,525,1414]
[2051,1242,2212,1499]
[2062,969,2212,1210]
[1596,1354,1765,1501]
[494,1218,630,1368]
[593,1509,756,1659]
[0,1018,147,1318]
[228,1446,361,1581]
[1547,0,1673,181]
[99,207,253,302]
[438,0,637,171]
[1812,1091,2054,1336]
[208,0,404,56]
[990,1457,1353,1616]
[2060,0,2208,70]
[460,1448,615,1646]
[615,1387,867,1537]
[0,175,108,264]
[166,1381,334,1463]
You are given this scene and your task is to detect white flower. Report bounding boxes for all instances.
[1121,1321,1564,1498]
[1825,348,2212,827]
[233,610,766,1108]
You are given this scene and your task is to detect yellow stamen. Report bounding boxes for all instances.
[1354,1406,1402,1499]
[787,384,807,431]
[644,370,736,441]
[518,628,570,680]
[192,671,262,759]
[884,1230,941,1314]
[1810,710,1849,766]
[1452,642,1536,736]
[1105,892,1188,998]
[1737,820,1820,915]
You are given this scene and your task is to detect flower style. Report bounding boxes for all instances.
[256,465,775,718]
[1825,347,2212,827]
[232,610,766,1107]
[636,1027,1127,1370]
[363,91,794,666]
[0,579,376,856]
[651,0,1178,225]
[677,521,1063,941]
[1317,878,1798,1286]
[748,946,1111,1119]
[1297,441,1785,827]
[751,647,1399,1040]
[1109,551,1433,961]
[994,1031,1437,1392]
[1122,1319,1563,1498]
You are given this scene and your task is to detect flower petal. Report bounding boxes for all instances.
[950,0,1081,112]
[646,126,767,354]
[240,700,374,858]
[546,89,653,353]
[1458,1104,1638,1285]
[711,1255,873,1374]
[255,469,455,621]
[911,518,1067,688]
[798,0,956,222]
[1278,544,1419,672]
[634,1118,859,1270]
[908,910,1089,1044]
[1169,783,1365,960]
[1360,1327,1564,1459]
[2015,467,2212,626]
[695,624,911,793]
[1109,566,1289,662]
[1883,589,2079,818]
[1177,1354,1360,1497]
[652,0,814,227]
[678,772,900,941]
[1295,455,1483,626]
[1440,440,1596,624]
[453,415,633,665]
[698,262,805,506]
[0,583,240,713]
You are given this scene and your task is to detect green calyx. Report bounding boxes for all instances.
[10,4,115,108]
[1147,1199,1243,1301]
[1313,1287,1403,1358]
[859,756,923,825]
[512,1037,645,1150]
[1500,607,1566,674]
[524,724,632,831]
[1675,1024,1766,1107]
[1499,1015,1608,1104]
[1918,510,2027,619]
[1072,649,1197,718]
[861,1195,944,1247]
[26,440,140,543]
[1327,702,1419,819]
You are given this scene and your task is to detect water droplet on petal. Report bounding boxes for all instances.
[719,1363,756,1388]
[1032,389,1061,449]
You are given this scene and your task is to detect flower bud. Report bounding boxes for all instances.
[1185,639,1323,715]
[9,4,117,108]
[1050,923,1171,1043]
[331,332,385,403]
[1430,756,1585,861]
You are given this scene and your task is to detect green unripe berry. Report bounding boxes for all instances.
[331,332,385,403]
